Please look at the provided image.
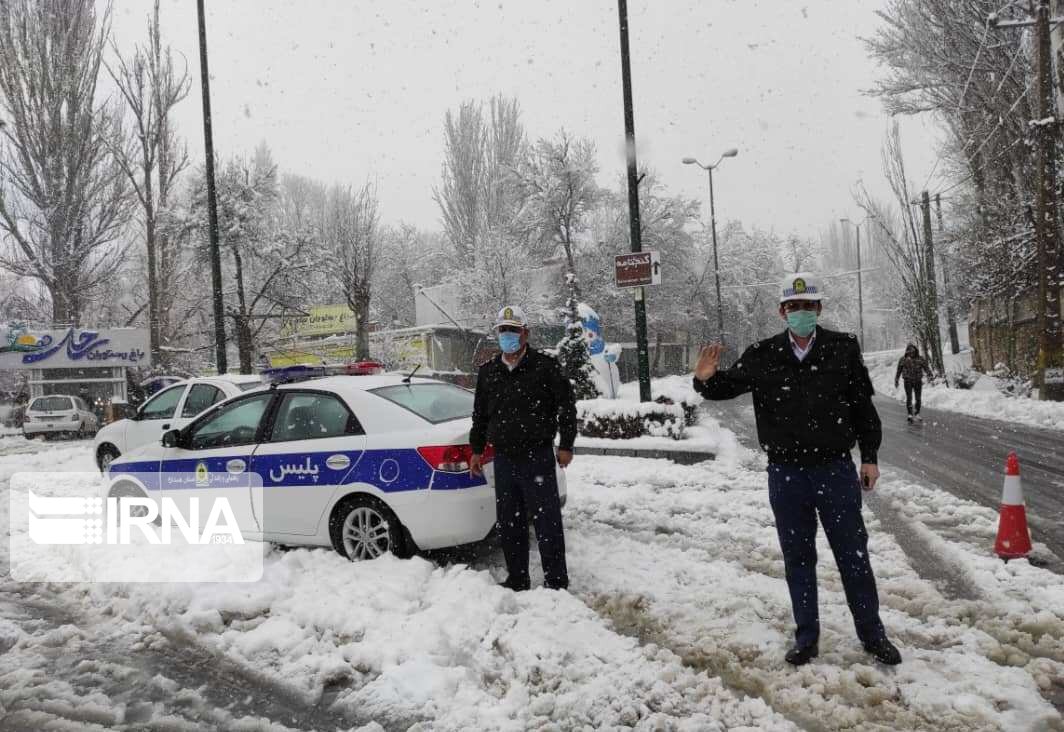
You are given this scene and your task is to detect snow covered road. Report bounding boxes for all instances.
[2,434,1063,730]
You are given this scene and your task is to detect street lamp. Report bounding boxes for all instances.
[839,217,866,350]
[683,149,738,344]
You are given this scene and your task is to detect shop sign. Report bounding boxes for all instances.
[279,305,358,338]
[0,324,150,370]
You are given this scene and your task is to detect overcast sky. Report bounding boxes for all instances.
[106,0,939,241]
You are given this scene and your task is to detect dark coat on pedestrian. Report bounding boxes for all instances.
[693,326,882,466]
[895,345,933,386]
[470,347,577,457]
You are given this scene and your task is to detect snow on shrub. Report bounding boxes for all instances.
[576,398,686,440]
[948,369,979,390]
[988,363,1033,398]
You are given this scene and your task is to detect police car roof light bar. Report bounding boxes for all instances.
[261,364,328,385]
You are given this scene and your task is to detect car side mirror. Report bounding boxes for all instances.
[161,429,181,448]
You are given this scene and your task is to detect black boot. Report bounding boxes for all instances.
[785,643,819,666]
[864,637,902,665]
[499,575,530,592]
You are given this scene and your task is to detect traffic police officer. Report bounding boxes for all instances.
[470,305,577,591]
[692,273,902,666]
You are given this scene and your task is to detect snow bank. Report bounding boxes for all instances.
[866,350,1064,431]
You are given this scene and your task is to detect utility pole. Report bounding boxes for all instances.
[854,224,864,351]
[1035,1,1064,400]
[1051,0,1064,120]
[920,191,945,376]
[990,1,1064,398]
[935,194,961,355]
[616,0,651,402]
[197,0,227,375]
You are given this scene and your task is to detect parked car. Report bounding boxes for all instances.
[23,395,99,439]
[105,373,566,560]
[93,374,263,471]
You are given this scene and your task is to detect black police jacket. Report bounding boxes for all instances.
[693,327,881,466]
[470,347,578,456]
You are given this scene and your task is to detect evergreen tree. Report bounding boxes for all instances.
[556,272,600,400]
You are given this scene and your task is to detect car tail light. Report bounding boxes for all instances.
[417,443,494,473]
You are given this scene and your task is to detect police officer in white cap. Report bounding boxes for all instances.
[692,273,901,666]
[470,305,577,591]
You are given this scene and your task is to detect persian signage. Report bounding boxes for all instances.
[614,251,662,288]
[0,324,150,370]
[279,305,358,339]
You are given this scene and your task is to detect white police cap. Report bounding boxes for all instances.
[779,272,823,303]
[494,305,528,328]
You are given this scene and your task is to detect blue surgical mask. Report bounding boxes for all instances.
[786,310,817,338]
[498,332,523,354]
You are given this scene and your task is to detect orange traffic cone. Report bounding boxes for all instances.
[994,452,1032,560]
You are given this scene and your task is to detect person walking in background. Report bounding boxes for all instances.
[895,343,933,423]
[692,272,901,667]
[469,305,577,592]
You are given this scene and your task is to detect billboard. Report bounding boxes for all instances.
[0,324,150,370]
[279,305,357,339]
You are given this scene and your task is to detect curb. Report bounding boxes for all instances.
[573,446,716,465]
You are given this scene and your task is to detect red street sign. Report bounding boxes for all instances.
[614,251,661,288]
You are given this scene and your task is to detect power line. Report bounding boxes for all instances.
[957,17,993,116]
[960,41,1027,154]
[929,131,1026,200]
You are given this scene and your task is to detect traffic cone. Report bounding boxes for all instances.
[994,452,1032,560]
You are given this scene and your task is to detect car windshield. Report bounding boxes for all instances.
[370,383,474,424]
[30,396,73,412]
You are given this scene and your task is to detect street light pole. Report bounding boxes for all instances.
[683,150,737,345]
[840,217,865,350]
[706,166,724,344]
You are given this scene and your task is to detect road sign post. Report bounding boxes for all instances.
[614,251,662,288]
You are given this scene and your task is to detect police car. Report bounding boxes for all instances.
[93,374,264,472]
[104,373,567,560]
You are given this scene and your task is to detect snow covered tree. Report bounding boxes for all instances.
[179,146,313,373]
[322,182,380,359]
[372,224,452,328]
[0,0,133,325]
[433,94,526,266]
[556,272,600,399]
[856,125,946,374]
[108,0,190,364]
[514,129,600,277]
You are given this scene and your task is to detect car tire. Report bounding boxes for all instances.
[108,481,160,525]
[328,495,408,561]
[97,444,121,473]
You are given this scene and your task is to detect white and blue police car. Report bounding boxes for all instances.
[104,371,567,560]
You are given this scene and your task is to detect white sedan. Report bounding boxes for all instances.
[22,395,99,439]
[93,374,263,471]
[104,374,567,560]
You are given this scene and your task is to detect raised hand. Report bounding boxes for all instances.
[694,343,725,381]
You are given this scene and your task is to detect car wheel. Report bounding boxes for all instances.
[97,444,120,472]
[329,495,407,561]
[108,481,160,525]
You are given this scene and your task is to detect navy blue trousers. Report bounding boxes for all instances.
[767,458,886,647]
[494,446,568,589]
